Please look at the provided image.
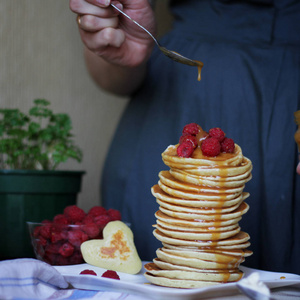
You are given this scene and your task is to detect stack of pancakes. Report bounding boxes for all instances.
[144,144,253,288]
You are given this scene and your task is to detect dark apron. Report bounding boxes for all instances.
[102,0,300,273]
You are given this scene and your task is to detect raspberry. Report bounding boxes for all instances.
[69,251,84,265]
[53,214,69,225]
[107,208,121,221]
[37,236,47,247]
[80,269,97,276]
[201,137,221,157]
[83,223,100,238]
[33,226,41,238]
[88,206,107,217]
[51,230,67,243]
[82,214,95,224]
[208,127,226,142]
[177,141,194,158]
[39,223,53,239]
[68,229,88,247]
[45,242,61,254]
[182,123,200,136]
[179,134,198,148]
[59,242,74,257]
[101,270,120,280]
[63,205,86,223]
[34,205,124,266]
[221,137,235,153]
[41,220,52,224]
[94,214,111,229]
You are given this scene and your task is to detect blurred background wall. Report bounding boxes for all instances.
[1,0,172,212]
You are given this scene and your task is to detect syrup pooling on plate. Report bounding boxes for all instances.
[144,124,253,288]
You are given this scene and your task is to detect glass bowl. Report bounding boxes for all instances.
[27,221,104,265]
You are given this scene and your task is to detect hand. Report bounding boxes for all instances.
[297,162,300,175]
[69,0,156,67]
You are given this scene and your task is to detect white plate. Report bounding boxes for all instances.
[55,262,300,300]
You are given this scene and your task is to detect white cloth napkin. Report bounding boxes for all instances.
[0,258,69,299]
[0,258,145,300]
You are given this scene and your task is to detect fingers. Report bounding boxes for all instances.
[69,0,155,67]
[70,0,123,49]
[79,27,125,51]
[85,0,111,8]
[69,0,116,18]
[77,14,118,32]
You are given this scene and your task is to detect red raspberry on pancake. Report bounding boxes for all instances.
[208,127,226,142]
[177,141,194,157]
[221,137,235,153]
[182,123,200,136]
[179,134,198,148]
[201,137,221,157]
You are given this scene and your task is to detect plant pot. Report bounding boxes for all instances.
[0,170,85,260]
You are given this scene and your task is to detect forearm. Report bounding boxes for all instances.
[84,46,148,96]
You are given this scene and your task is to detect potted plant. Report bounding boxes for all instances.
[0,99,85,259]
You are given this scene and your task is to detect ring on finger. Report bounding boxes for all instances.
[76,15,82,27]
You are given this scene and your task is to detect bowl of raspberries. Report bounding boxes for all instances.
[27,205,122,265]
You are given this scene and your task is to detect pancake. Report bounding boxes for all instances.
[153,258,240,273]
[169,157,252,177]
[158,201,249,221]
[156,249,242,270]
[155,210,242,228]
[152,185,248,208]
[159,171,246,194]
[156,219,240,233]
[153,230,250,248]
[154,224,241,241]
[145,132,253,289]
[156,198,242,214]
[170,168,252,188]
[158,180,244,200]
[162,244,253,258]
[144,262,243,282]
[144,272,221,289]
[159,247,244,265]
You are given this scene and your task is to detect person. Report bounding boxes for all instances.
[69,0,300,274]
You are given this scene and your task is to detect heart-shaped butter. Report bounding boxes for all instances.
[80,221,142,274]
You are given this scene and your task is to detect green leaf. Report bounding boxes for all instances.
[29,106,52,118]
[28,122,41,134]
[0,99,82,170]
[33,99,50,106]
